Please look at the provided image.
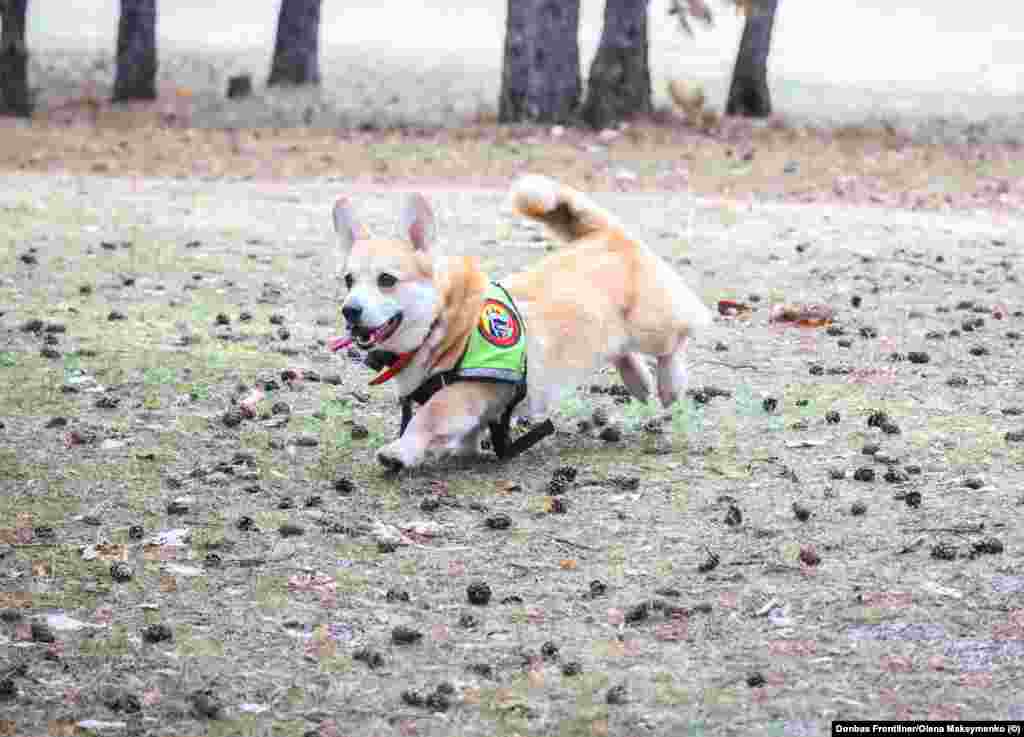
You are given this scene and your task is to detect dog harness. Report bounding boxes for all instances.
[380,282,554,459]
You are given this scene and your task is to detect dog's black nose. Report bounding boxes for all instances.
[342,303,362,324]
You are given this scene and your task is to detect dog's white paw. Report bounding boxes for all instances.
[451,430,484,459]
[377,441,411,472]
[511,174,560,213]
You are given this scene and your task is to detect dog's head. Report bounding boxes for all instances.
[332,193,442,354]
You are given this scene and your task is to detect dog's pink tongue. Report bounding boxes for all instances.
[327,336,353,352]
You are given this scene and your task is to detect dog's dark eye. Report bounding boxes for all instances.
[377,273,398,289]
[344,274,354,289]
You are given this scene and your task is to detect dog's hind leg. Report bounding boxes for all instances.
[613,353,655,402]
[656,337,690,408]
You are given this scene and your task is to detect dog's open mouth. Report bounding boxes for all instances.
[328,313,403,352]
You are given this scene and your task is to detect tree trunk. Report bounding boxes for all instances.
[581,0,651,130]
[726,0,777,117]
[0,0,32,116]
[499,0,581,124]
[113,0,158,102]
[268,0,322,87]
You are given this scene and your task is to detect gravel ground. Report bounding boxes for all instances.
[2,173,1023,736]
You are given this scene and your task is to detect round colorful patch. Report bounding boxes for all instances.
[479,299,521,348]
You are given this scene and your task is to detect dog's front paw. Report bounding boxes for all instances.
[377,451,404,472]
[377,440,413,472]
[452,432,484,459]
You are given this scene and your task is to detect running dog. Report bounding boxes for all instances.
[328,175,712,470]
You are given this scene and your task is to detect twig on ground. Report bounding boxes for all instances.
[907,523,984,534]
[897,536,927,554]
[695,359,762,371]
[727,556,767,566]
[409,543,472,552]
[548,535,603,552]
[888,257,954,277]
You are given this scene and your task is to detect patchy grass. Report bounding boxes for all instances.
[1,175,1023,736]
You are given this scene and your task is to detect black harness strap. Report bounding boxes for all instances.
[392,283,553,460]
[399,376,550,460]
[486,383,524,459]
[503,418,556,458]
[400,401,413,437]
[399,369,459,436]
[487,381,554,459]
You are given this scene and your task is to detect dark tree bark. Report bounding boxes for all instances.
[0,0,32,116]
[499,0,581,124]
[726,0,778,117]
[268,0,322,87]
[581,0,652,130]
[113,0,158,102]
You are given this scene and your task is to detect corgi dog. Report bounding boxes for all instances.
[329,174,712,470]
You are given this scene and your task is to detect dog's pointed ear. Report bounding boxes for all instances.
[333,197,367,258]
[400,193,436,254]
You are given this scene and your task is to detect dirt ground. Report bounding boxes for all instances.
[1,125,1024,737]
[2,115,1024,216]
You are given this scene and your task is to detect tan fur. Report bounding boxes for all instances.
[428,256,488,373]
[332,175,712,470]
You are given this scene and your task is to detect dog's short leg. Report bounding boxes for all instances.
[613,353,655,402]
[376,383,507,470]
[655,337,690,408]
[378,411,482,470]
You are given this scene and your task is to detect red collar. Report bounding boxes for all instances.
[329,320,439,387]
[368,347,423,386]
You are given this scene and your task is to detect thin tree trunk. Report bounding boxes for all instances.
[581,0,652,130]
[499,0,581,124]
[499,0,530,122]
[113,0,158,102]
[726,0,777,117]
[268,0,322,87]
[0,0,32,116]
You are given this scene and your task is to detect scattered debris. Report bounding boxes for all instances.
[717,298,753,317]
[769,303,834,327]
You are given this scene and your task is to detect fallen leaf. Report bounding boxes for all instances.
[769,303,834,326]
[81,543,127,562]
[152,528,191,546]
[164,563,204,577]
[77,721,127,731]
[238,389,265,418]
[717,298,752,317]
[45,613,106,631]
[785,439,827,449]
[402,520,443,538]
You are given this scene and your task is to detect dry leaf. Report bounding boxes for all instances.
[239,388,265,418]
[769,303,834,327]
[718,298,753,317]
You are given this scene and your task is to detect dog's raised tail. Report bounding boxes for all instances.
[509,174,619,243]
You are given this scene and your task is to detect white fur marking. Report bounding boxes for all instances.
[512,174,560,213]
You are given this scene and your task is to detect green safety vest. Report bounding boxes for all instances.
[454,282,527,385]
[398,282,553,459]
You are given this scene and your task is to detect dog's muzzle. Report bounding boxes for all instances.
[348,312,403,349]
